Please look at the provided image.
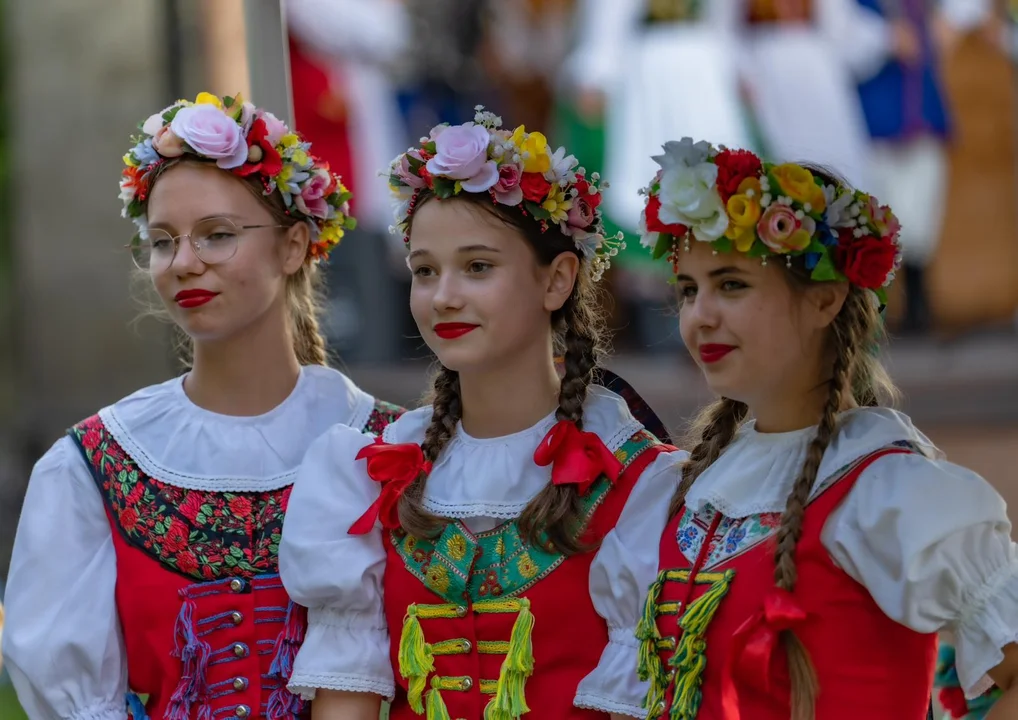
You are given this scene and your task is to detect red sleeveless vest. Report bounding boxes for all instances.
[381,431,668,720]
[69,401,403,720]
[640,446,937,720]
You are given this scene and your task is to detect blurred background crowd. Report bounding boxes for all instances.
[1,1,1017,714]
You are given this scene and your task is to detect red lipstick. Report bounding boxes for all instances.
[434,322,479,340]
[699,343,735,364]
[174,289,219,309]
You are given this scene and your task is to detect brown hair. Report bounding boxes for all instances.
[668,175,898,719]
[143,158,329,369]
[396,191,606,555]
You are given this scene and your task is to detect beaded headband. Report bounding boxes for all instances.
[639,139,902,303]
[120,92,356,263]
[386,106,624,281]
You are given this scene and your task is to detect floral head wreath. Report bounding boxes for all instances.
[386,106,624,281]
[120,92,357,263]
[639,139,902,304]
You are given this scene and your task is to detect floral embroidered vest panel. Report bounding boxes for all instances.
[69,401,403,720]
[641,446,937,720]
[383,430,666,720]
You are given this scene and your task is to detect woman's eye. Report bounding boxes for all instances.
[412,266,434,277]
[678,285,697,299]
[720,279,747,292]
[467,261,492,273]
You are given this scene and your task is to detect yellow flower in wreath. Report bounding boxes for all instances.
[517,552,539,579]
[725,177,764,252]
[771,164,826,212]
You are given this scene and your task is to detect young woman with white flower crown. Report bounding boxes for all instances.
[2,92,404,720]
[277,109,683,720]
[583,138,1018,720]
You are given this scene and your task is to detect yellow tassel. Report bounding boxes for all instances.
[636,573,668,714]
[483,698,513,720]
[398,605,435,714]
[488,599,534,718]
[667,570,734,720]
[425,677,452,720]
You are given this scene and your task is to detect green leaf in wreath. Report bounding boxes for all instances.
[810,252,839,281]
[652,233,674,260]
[432,176,457,199]
[711,237,734,255]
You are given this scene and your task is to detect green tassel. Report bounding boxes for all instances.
[489,599,535,718]
[679,570,734,635]
[425,679,452,720]
[636,573,668,715]
[398,605,434,714]
[668,570,734,720]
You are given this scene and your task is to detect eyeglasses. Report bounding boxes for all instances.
[128,217,286,272]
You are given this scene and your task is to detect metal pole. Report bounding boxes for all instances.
[243,0,294,126]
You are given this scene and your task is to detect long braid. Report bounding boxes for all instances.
[519,274,603,555]
[397,367,463,538]
[772,288,872,720]
[287,265,330,367]
[667,397,749,519]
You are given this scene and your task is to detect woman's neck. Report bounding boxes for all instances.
[457,340,562,439]
[750,381,859,433]
[185,311,302,417]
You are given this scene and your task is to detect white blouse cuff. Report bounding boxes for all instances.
[955,559,1018,697]
[70,700,128,720]
[573,626,648,718]
[287,607,395,701]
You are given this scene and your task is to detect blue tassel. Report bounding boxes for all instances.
[126,692,149,720]
[165,598,212,720]
[268,600,307,680]
[266,686,305,720]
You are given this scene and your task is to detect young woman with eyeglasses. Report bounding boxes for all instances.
[1,92,404,720]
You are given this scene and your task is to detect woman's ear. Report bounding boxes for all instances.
[281,222,311,275]
[805,280,850,330]
[544,251,580,313]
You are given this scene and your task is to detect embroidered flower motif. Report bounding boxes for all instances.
[70,410,399,583]
[120,507,140,532]
[677,525,700,553]
[425,563,452,595]
[516,552,539,579]
[176,550,199,575]
[724,525,748,554]
[479,570,504,598]
[446,534,468,562]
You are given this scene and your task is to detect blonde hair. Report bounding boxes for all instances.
[669,281,897,719]
[144,158,329,369]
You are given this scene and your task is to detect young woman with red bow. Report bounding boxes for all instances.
[278,110,683,720]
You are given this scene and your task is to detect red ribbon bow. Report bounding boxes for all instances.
[533,420,623,495]
[721,588,810,720]
[348,439,432,535]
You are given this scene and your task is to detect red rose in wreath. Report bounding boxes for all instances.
[835,231,897,289]
[714,149,763,204]
[521,172,553,203]
[573,177,603,210]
